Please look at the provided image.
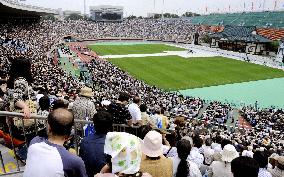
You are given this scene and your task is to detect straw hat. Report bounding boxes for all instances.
[269,153,279,160]
[141,131,163,157]
[276,156,284,165]
[220,144,239,162]
[79,87,93,98]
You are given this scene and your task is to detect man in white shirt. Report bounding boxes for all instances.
[188,136,204,167]
[202,138,215,165]
[128,96,142,125]
[253,151,272,177]
[268,156,284,177]
[24,108,87,177]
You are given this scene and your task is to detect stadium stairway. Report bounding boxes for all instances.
[225,109,239,128]
[0,142,24,176]
[196,104,209,119]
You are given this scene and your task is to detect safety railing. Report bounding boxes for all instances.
[0,111,140,176]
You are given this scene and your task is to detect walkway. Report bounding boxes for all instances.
[196,104,209,119]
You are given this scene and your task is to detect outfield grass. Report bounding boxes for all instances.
[88,44,186,55]
[108,56,284,90]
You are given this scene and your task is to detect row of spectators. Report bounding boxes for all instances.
[21,106,284,177]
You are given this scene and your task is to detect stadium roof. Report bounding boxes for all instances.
[0,0,58,18]
[211,26,271,43]
[190,11,284,28]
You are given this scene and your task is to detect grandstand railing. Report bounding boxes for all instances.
[0,111,140,175]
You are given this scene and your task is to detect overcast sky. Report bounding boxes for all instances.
[23,0,284,16]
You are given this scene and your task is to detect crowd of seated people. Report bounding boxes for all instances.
[0,19,283,177]
[22,105,284,177]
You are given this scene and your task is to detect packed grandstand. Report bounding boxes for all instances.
[0,0,283,177]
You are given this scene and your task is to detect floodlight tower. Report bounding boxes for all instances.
[162,0,165,19]
[84,0,86,18]
[262,0,266,11]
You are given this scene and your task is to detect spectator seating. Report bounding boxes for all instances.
[257,28,284,41]
[191,11,284,28]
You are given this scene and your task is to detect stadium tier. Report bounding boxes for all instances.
[0,2,284,176]
[257,28,284,41]
[0,0,58,19]
[190,11,284,28]
[212,26,271,42]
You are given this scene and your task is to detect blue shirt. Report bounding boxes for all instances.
[24,136,87,177]
[80,133,107,177]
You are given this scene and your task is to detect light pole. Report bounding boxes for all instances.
[262,0,266,11]
[162,0,165,19]
[84,0,86,18]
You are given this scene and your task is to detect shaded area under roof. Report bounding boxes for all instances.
[0,0,57,19]
[211,26,271,43]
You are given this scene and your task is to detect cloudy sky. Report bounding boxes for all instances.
[23,0,284,16]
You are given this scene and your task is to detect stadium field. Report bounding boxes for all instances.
[108,56,284,90]
[88,44,186,55]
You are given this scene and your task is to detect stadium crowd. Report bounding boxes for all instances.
[0,19,283,177]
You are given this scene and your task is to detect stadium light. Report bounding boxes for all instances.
[84,0,86,17]
[162,0,165,19]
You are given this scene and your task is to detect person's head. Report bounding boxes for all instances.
[174,116,186,127]
[193,135,203,148]
[253,151,269,168]
[104,132,142,175]
[141,131,163,158]
[231,156,259,177]
[79,86,93,98]
[276,156,284,170]
[0,88,4,98]
[220,144,239,162]
[118,92,130,104]
[7,57,32,89]
[47,108,74,138]
[205,138,212,147]
[52,99,68,110]
[93,111,113,134]
[139,104,147,113]
[215,136,222,144]
[221,139,232,149]
[154,107,161,115]
[176,139,192,177]
[268,153,279,168]
[39,96,50,111]
[165,132,177,147]
[137,125,152,139]
[133,96,141,105]
[160,107,165,115]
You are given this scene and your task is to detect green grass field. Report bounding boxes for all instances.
[108,56,284,90]
[88,44,186,55]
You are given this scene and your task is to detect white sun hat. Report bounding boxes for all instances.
[220,144,239,162]
[141,131,163,157]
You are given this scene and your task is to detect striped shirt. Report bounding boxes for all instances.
[258,168,272,177]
